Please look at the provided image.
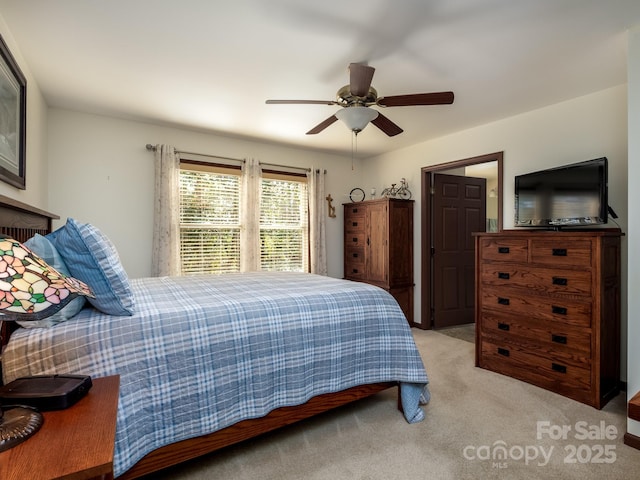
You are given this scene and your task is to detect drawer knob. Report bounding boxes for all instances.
[552,277,568,286]
[552,248,567,256]
[498,247,510,254]
[352,222,358,227]
[352,268,359,274]
[352,208,358,213]
[498,322,510,331]
[497,297,510,306]
[551,334,567,344]
[552,305,567,315]
[352,237,358,243]
[497,347,510,357]
[352,253,358,258]
[552,363,567,374]
[498,272,510,280]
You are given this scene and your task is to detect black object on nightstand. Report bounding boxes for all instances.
[0,375,92,411]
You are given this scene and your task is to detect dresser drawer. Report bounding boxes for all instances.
[345,232,365,247]
[480,264,592,296]
[480,310,591,354]
[479,338,591,392]
[345,216,365,233]
[345,205,366,217]
[530,239,592,267]
[479,288,592,327]
[344,262,365,279]
[480,238,528,263]
[345,246,365,264]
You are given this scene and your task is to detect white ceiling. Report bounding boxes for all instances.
[1,0,640,158]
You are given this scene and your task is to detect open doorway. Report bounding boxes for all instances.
[420,152,503,329]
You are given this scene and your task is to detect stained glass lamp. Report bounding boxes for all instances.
[0,236,94,452]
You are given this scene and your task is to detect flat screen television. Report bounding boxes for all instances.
[514,157,608,228]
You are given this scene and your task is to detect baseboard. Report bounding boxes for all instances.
[624,432,640,450]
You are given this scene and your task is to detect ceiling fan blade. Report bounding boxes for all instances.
[349,63,375,97]
[371,112,403,137]
[266,99,337,105]
[377,91,454,107]
[306,115,339,135]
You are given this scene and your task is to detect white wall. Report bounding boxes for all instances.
[362,85,629,375]
[0,16,49,208]
[626,26,640,438]
[46,109,362,279]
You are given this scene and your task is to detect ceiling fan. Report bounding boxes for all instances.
[266,63,454,137]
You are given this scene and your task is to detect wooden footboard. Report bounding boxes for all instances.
[119,382,397,479]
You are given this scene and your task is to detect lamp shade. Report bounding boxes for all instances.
[335,106,379,133]
[0,236,94,321]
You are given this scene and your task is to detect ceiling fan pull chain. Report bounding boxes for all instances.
[351,131,360,171]
[351,131,354,170]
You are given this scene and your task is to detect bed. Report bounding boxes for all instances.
[0,196,430,479]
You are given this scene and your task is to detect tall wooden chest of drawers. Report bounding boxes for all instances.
[344,198,414,323]
[474,230,622,409]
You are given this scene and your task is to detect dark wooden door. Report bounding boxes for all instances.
[432,174,486,328]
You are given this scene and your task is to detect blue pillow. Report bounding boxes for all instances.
[19,234,87,328]
[49,219,135,316]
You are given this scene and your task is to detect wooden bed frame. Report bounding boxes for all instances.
[0,195,398,479]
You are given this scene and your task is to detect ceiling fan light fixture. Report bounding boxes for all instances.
[335,106,379,133]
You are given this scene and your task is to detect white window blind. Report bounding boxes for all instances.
[260,174,309,272]
[179,164,241,274]
[179,162,309,275]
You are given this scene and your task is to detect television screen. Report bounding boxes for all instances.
[514,157,608,227]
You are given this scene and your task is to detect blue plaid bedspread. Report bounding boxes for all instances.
[2,272,429,477]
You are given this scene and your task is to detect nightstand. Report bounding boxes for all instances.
[0,375,120,480]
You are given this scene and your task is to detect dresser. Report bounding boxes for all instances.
[343,198,414,323]
[474,230,621,409]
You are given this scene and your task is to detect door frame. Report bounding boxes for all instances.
[420,151,504,329]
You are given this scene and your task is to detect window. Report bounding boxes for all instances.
[179,162,309,275]
[179,163,241,274]
[260,172,309,271]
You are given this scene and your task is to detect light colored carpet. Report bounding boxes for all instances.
[140,330,637,479]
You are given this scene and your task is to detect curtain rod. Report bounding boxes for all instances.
[145,144,244,164]
[145,144,312,172]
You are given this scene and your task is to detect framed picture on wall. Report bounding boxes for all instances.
[0,34,26,189]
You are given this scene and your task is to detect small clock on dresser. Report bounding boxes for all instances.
[349,187,365,202]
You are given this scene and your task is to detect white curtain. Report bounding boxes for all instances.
[240,157,261,272]
[152,144,181,276]
[309,168,327,275]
